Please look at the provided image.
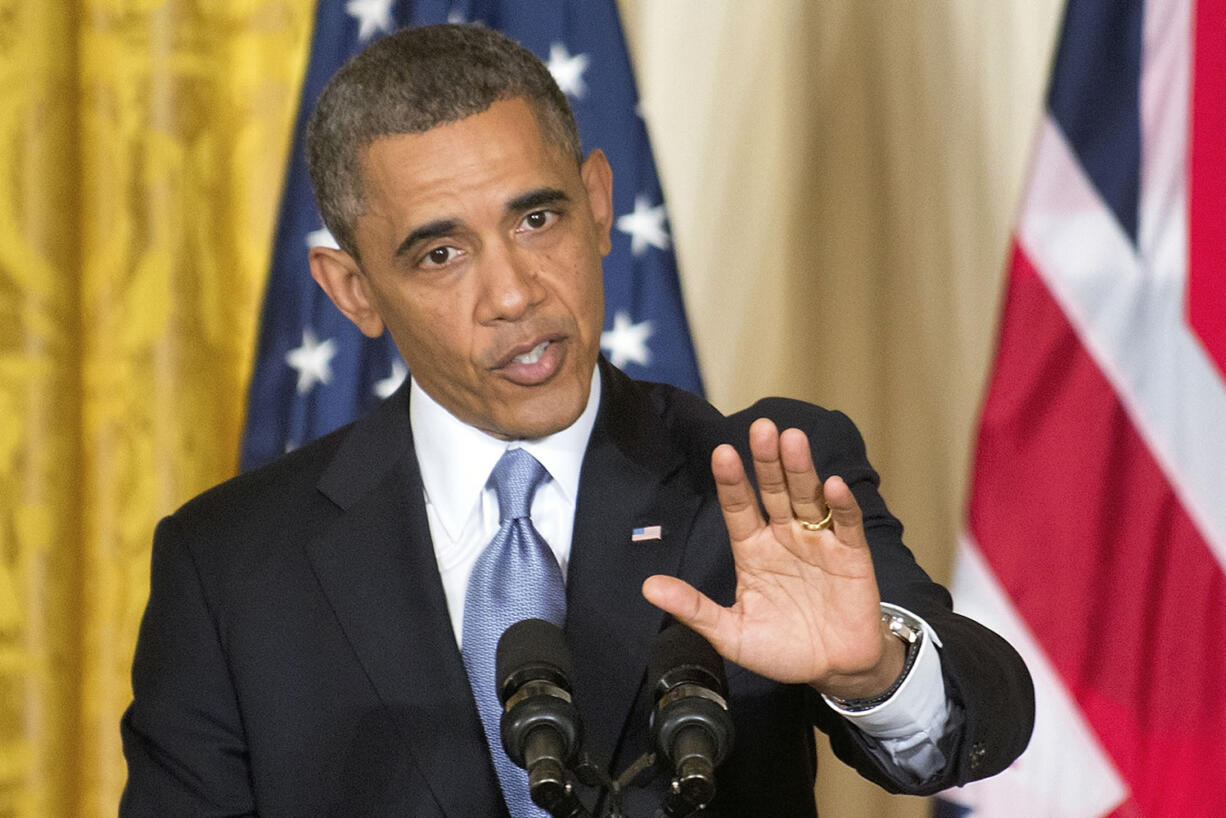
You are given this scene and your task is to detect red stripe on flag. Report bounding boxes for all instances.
[1188,0,1226,378]
[1107,797,1143,818]
[970,244,1226,815]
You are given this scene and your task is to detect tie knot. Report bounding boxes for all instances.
[489,447,549,523]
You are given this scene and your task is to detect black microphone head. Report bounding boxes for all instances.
[496,618,572,704]
[648,623,728,698]
[649,623,734,808]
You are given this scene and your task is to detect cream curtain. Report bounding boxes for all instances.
[0,2,1061,814]
[619,2,1063,816]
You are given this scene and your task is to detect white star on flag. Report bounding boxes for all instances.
[373,358,408,399]
[601,311,654,368]
[286,328,338,395]
[547,42,590,99]
[306,226,340,249]
[346,0,394,42]
[616,194,670,256]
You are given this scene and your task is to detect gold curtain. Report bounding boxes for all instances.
[0,2,311,814]
[0,2,1064,815]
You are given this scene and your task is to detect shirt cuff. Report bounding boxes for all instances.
[821,603,947,738]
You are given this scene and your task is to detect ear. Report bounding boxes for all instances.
[308,246,386,338]
[580,149,614,256]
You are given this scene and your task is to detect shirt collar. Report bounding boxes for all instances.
[409,366,602,541]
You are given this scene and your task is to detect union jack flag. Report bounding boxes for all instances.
[939,0,1226,814]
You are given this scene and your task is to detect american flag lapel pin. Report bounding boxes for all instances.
[631,525,663,542]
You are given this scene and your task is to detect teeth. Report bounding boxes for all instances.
[512,341,548,365]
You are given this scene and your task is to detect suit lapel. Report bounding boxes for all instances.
[305,385,505,816]
[300,366,712,807]
[566,362,706,770]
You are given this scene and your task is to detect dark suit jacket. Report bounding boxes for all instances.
[120,360,1033,816]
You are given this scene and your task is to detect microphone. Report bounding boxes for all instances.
[648,624,734,814]
[496,619,589,818]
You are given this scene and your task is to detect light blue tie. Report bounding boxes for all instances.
[463,447,566,817]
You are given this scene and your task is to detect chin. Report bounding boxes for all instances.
[504,397,587,441]
[503,415,576,441]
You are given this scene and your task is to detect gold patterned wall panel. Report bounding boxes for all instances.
[1,4,83,815]
[0,2,313,814]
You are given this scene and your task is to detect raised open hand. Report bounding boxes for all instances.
[641,418,903,699]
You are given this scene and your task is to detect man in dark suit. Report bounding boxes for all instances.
[121,24,1033,817]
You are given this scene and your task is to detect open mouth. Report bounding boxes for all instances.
[493,336,566,387]
[511,340,549,366]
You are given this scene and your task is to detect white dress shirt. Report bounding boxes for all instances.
[410,372,601,643]
[409,367,953,782]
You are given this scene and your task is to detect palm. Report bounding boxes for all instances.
[642,419,896,697]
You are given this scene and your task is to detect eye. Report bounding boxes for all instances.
[518,210,558,232]
[421,245,460,267]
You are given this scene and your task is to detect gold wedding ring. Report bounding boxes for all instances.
[798,509,834,531]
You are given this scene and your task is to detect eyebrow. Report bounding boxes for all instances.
[394,218,460,261]
[392,187,572,261]
[507,187,571,213]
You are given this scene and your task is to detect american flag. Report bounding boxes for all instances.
[938,0,1226,815]
[240,0,703,470]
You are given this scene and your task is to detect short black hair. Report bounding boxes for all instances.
[305,24,582,260]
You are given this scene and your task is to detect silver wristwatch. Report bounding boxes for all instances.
[828,605,924,712]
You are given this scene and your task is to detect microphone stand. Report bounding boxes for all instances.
[539,748,710,818]
[569,750,659,818]
[529,743,591,818]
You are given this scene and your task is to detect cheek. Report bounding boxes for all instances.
[412,320,467,361]
[561,245,605,306]
[386,302,470,370]
[582,261,606,317]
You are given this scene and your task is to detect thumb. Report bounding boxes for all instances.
[641,575,734,657]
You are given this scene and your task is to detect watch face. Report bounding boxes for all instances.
[884,613,921,644]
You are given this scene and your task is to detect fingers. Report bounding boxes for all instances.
[711,443,766,542]
[777,426,827,525]
[821,473,866,539]
[747,419,826,527]
[714,418,865,543]
[748,419,794,528]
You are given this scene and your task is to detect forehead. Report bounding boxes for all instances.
[357,98,576,219]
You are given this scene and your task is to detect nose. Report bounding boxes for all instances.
[475,239,546,323]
